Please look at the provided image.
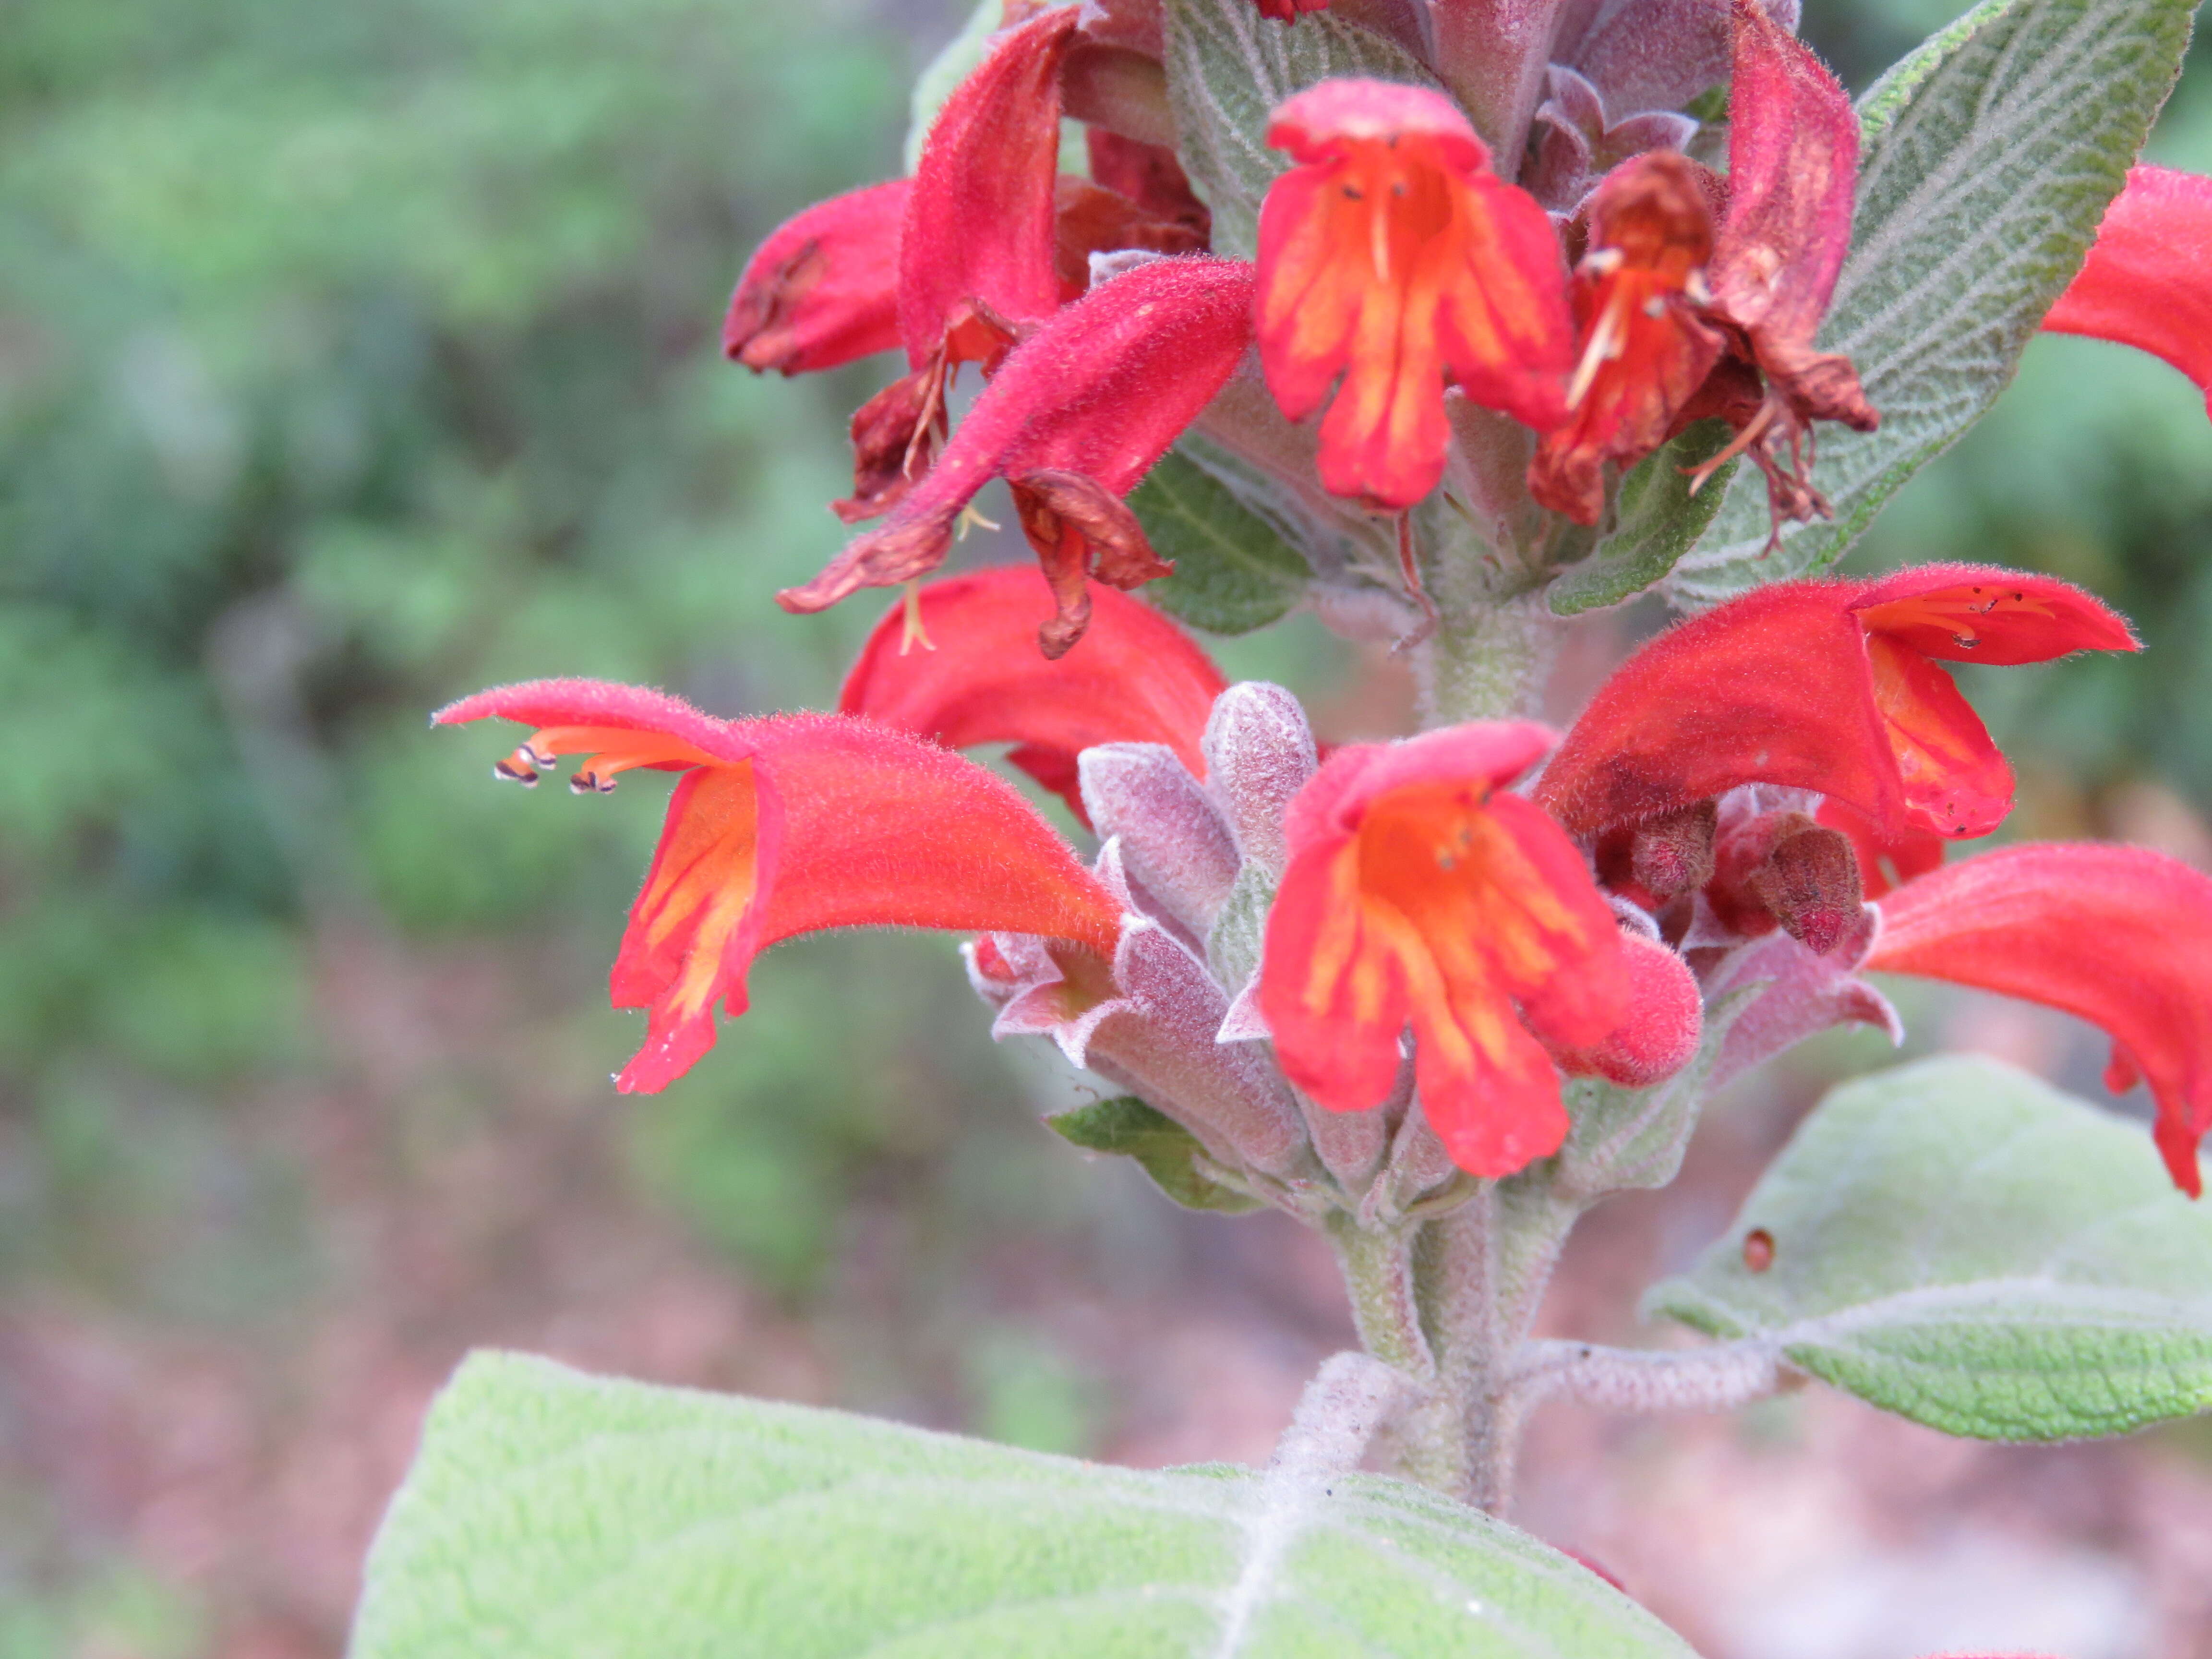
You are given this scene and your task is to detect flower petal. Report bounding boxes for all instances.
[2042,166,2212,421]
[781,257,1256,643]
[438,683,1122,1092]
[724,180,906,375]
[1870,843,2212,1195]
[1536,582,1904,835]
[898,4,1076,360]
[838,566,1226,814]
[1849,563,2140,664]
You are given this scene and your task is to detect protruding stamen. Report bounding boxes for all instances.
[569,769,617,795]
[1579,246,1624,278]
[1565,286,1633,410]
[494,749,543,786]
[953,501,1000,540]
[898,579,936,655]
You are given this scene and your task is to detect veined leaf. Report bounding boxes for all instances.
[1546,423,1737,615]
[1664,0,2194,603]
[1048,1094,1263,1213]
[1648,1055,2212,1441]
[1133,448,1312,635]
[353,1350,1701,1658]
[1161,0,1440,261]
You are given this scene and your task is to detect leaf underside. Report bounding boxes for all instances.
[1648,1055,2212,1441]
[1662,0,2195,604]
[351,1351,1700,1658]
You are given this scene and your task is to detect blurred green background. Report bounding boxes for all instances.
[0,0,2204,1650]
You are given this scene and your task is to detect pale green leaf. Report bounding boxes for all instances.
[1664,0,2194,602]
[1048,1094,1263,1212]
[353,1351,1702,1658]
[1546,422,1737,615]
[1134,449,1312,634]
[1161,0,1440,260]
[1647,1055,2212,1441]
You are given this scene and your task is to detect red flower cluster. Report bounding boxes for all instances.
[448,0,2212,1205]
[444,552,2212,1195]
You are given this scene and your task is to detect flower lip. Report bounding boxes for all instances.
[1847,563,2141,664]
[1869,842,2212,1195]
[1260,720,1625,1179]
[1266,78,1490,169]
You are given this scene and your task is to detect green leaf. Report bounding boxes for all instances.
[1160,0,1440,260]
[1663,0,2194,603]
[1132,448,1312,635]
[1647,1055,2212,1441]
[353,1351,1702,1658]
[1545,422,1737,615]
[1048,1094,1263,1213]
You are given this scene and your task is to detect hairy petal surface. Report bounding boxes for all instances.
[2041,165,2212,421]
[724,180,906,374]
[435,681,1120,1092]
[1871,843,2212,1195]
[839,566,1226,813]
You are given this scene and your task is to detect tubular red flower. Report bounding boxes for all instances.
[837,566,1226,815]
[1685,0,1877,529]
[1258,722,1629,1178]
[434,680,1122,1094]
[839,5,1078,522]
[2042,165,2212,422]
[1528,151,1726,525]
[1536,564,2139,842]
[1868,842,2212,1196]
[724,180,907,375]
[1254,78,1576,510]
[783,257,1256,657]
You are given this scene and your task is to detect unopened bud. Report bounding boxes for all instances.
[1547,932,1702,1088]
[1628,801,1718,901]
[1750,824,1863,955]
[1710,809,1866,954]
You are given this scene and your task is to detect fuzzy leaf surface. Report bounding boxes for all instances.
[1132,449,1312,634]
[1664,0,2194,603]
[1547,423,1736,615]
[1647,1055,2212,1440]
[1161,0,1441,260]
[352,1351,1701,1658]
[1048,1094,1263,1212]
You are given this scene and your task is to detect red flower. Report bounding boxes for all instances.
[723,180,907,375]
[781,256,1257,658]
[1258,722,1629,1177]
[434,680,1123,1093]
[1528,151,1726,525]
[1680,0,1877,529]
[841,4,1079,522]
[1253,78,1575,510]
[1248,0,1330,16]
[2043,165,2212,422]
[1868,842,2212,1195]
[1537,564,2138,842]
[837,565,1226,815]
